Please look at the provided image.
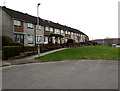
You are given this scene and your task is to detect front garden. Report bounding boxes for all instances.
[36,46,119,61]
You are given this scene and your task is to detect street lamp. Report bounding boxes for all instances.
[37,3,40,57]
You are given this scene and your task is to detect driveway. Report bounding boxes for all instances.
[2,60,118,89]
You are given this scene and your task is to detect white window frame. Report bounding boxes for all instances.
[71,32,73,35]
[39,36,43,43]
[38,25,42,30]
[44,37,48,44]
[28,23,33,28]
[61,30,64,34]
[28,35,34,44]
[17,35,20,42]
[56,29,59,33]
[36,35,43,43]
[14,20,21,26]
[68,32,70,34]
[50,27,53,32]
[65,31,68,34]
[36,35,39,43]
[45,26,49,31]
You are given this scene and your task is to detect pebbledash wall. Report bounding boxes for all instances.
[1,6,14,39]
[1,6,89,46]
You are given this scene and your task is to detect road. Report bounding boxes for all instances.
[2,60,118,89]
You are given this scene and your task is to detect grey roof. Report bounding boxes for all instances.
[2,6,88,37]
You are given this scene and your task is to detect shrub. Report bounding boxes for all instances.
[67,39,74,43]
[40,44,47,52]
[2,36,13,46]
[62,42,80,47]
[2,46,23,60]
[2,36,23,46]
[24,46,37,52]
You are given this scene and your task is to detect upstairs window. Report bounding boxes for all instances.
[14,20,21,26]
[71,32,73,35]
[61,30,64,34]
[36,25,42,30]
[68,32,70,34]
[65,31,68,34]
[28,23,33,28]
[56,29,59,33]
[45,26,49,31]
[38,25,42,30]
[50,27,53,32]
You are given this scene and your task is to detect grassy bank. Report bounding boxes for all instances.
[35,46,119,61]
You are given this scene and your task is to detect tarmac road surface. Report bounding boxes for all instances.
[2,60,118,89]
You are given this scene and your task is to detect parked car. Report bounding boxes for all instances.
[115,45,120,47]
[112,44,117,47]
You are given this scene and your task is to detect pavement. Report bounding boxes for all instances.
[2,60,118,89]
[2,48,67,67]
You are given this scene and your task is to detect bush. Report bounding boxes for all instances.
[24,46,37,52]
[2,46,23,60]
[62,42,80,47]
[67,39,74,43]
[2,36,13,46]
[2,36,23,46]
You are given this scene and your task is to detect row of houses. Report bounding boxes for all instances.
[1,6,89,46]
[93,38,120,45]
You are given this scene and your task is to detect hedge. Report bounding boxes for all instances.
[2,46,23,60]
[2,36,23,46]
[67,39,74,43]
[24,46,37,52]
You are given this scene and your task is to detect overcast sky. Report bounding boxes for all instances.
[0,0,119,40]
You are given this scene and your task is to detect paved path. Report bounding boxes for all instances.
[2,48,67,67]
[2,60,118,89]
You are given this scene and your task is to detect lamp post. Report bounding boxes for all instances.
[37,3,40,57]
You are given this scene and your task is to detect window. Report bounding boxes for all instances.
[36,36,39,42]
[28,23,33,28]
[65,31,68,34]
[14,20,21,26]
[45,26,49,31]
[50,27,53,32]
[28,35,33,44]
[38,25,42,30]
[14,34,17,41]
[61,30,63,34]
[39,36,42,42]
[68,32,70,34]
[36,25,42,30]
[17,35,20,42]
[14,34,24,43]
[56,29,59,33]
[71,32,73,35]
[20,35,23,41]
[44,37,48,44]
[36,35,42,43]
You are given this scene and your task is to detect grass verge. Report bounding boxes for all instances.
[35,46,119,62]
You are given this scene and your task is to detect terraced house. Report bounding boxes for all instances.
[1,6,89,46]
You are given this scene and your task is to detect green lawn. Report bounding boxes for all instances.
[35,46,119,61]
